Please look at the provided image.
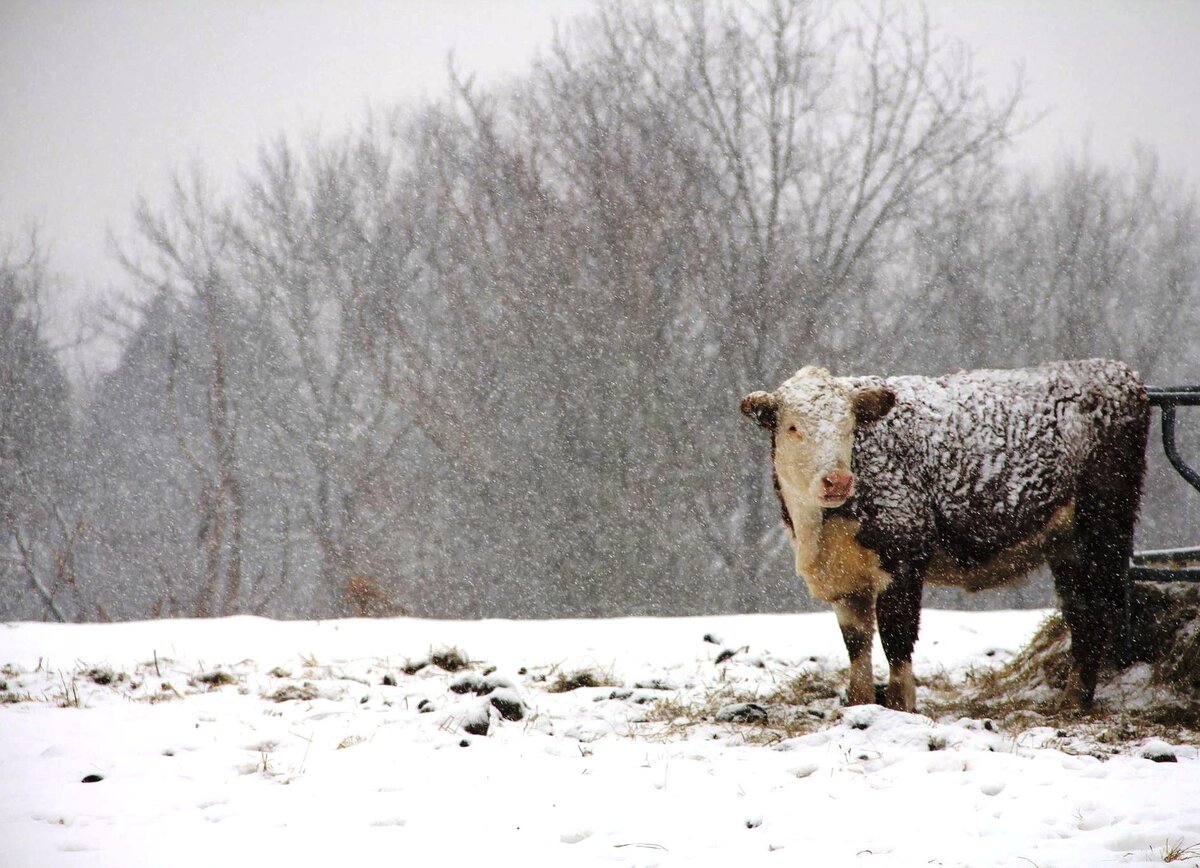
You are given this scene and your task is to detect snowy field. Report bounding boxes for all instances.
[2,610,1198,868]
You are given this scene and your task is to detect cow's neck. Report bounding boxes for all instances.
[777,479,823,576]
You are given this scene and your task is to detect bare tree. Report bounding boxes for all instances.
[117,174,249,617]
[521,0,1022,609]
[232,131,433,613]
[0,231,82,620]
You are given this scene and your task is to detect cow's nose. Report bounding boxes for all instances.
[821,471,854,497]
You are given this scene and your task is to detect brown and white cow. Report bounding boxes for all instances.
[741,360,1149,711]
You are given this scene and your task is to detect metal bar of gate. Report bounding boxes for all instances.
[1134,389,1200,577]
[1124,388,1200,655]
[1145,388,1200,496]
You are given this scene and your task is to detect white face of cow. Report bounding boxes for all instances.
[741,367,896,510]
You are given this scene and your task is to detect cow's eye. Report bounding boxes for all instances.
[787,424,800,437]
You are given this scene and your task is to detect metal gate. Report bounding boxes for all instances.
[1129,386,1200,582]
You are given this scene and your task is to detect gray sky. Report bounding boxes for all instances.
[2,0,1199,306]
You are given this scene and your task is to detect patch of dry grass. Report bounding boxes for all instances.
[267,683,319,703]
[546,667,614,693]
[921,601,1200,746]
[193,669,238,688]
[644,587,1200,750]
[429,647,470,672]
[644,667,844,744]
[1159,839,1200,864]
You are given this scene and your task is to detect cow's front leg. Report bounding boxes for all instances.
[876,570,923,712]
[833,591,876,706]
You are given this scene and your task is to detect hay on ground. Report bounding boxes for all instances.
[931,581,1200,735]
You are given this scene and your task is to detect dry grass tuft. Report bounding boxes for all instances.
[972,614,1073,700]
[193,669,238,688]
[547,667,612,693]
[267,683,319,703]
[86,666,117,686]
[429,647,470,673]
[766,668,843,707]
[1159,839,1200,864]
[401,658,428,676]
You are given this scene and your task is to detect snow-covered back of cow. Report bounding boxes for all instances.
[841,359,1147,575]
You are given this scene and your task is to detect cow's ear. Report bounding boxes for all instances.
[740,391,779,430]
[852,384,896,426]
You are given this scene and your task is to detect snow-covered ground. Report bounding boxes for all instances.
[2,610,1198,868]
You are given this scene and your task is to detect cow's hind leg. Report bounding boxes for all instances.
[1058,413,1149,705]
[1048,552,1098,706]
[833,591,876,706]
[1085,412,1149,668]
[1063,509,1141,704]
[1052,496,1142,706]
[877,572,922,712]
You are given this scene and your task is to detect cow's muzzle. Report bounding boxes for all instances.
[819,470,854,506]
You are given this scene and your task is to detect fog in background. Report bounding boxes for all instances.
[2,0,1198,622]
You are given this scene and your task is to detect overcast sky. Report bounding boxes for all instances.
[3,0,1199,305]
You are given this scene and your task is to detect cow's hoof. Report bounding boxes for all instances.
[842,685,884,707]
[1061,670,1096,710]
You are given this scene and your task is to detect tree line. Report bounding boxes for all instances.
[4,0,1198,622]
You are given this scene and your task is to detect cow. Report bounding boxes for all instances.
[740,359,1149,711]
